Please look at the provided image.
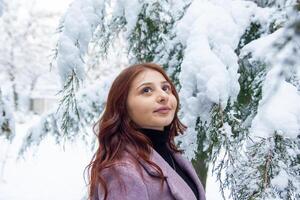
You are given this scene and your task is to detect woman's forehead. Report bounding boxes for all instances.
[132,69,167,86]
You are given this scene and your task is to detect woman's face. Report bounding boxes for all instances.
[126,69,178,131]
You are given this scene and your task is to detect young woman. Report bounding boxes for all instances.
[87,63,206,200]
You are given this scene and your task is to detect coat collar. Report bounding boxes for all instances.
[128,145,206,200]
[170,148,206,200]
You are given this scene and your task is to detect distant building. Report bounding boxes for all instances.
[30,76,60,115]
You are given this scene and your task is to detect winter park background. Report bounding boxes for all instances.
[0,0,299,200]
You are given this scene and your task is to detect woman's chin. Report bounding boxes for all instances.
[152,120,172,127]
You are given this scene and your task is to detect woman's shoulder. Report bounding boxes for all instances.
[97,151,150,200]
[101,150,140,175]
[100,162,141,180]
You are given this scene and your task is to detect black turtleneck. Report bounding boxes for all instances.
[138,126,199,200]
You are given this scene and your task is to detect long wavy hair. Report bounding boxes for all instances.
[86,63,187,200]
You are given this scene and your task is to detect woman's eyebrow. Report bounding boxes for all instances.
[136,81,169,90]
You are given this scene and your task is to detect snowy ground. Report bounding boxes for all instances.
[0,115,223,200]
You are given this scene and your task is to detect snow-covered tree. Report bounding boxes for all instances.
[0,89,15,182]
[0,0,60,112]
[0,89,14,140]
[0,0,3,16]
[21,0,300,199]
[197,1,300,199]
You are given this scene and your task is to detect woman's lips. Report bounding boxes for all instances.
[154,106,171,112]
[155,109,170,114]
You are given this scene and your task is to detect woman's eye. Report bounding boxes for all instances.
[142,87,152,93]
[162,85,171,92]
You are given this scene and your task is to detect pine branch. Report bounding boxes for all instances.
[56,69,81,140]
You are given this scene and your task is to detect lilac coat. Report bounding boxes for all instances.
[96,146,206,200]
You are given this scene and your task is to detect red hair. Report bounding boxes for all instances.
[85,63,187,200]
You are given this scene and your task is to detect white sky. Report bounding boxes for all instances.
[35,0,73,12]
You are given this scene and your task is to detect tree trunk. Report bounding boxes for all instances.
[8,70,18,111]
[192,155,208,190]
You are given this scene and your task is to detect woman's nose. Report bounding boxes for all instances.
[157,90,169,103]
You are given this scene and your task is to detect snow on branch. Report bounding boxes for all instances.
[53,0,106,139]
[19,81,110,155]
[176,0,266,159]
[241,4,300,139]
[55,0,105,84]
